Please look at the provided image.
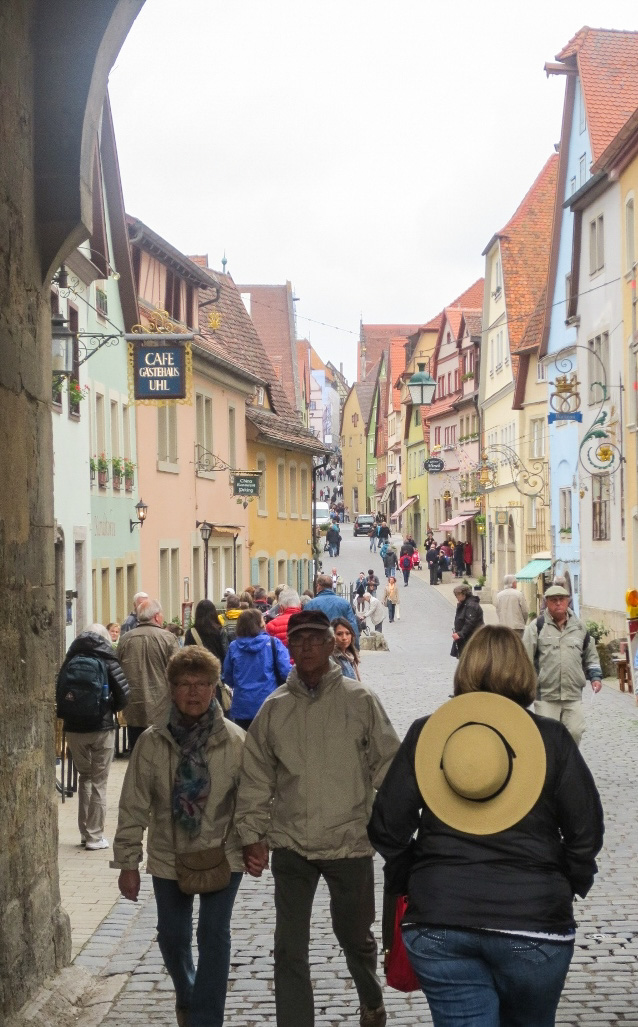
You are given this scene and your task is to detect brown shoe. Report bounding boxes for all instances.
[175,1004,189,1027]
[360,1005,387,1027]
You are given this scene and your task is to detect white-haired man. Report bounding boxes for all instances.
[495,575,529,638]
[117,599,179,750]
[120,591,149,637]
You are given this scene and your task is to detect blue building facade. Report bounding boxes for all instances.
[544,76,592,614]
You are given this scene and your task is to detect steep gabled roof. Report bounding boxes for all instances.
[556,27,638,163]
[235,282,302,412]
[410,279,484,342]
[460,310,483,339]
[494,154,558,353]
[354,359,381,432]
[389,337,408,410]
[197,270,326,455]
[359,324,419,380]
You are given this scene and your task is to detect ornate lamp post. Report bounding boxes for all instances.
[196,520,213,599]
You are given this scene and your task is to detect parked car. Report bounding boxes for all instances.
[353,513,376,537]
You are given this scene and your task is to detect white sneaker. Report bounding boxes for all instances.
[85,838,109,850]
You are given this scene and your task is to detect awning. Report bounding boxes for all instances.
[515,558,552,580]
[381,481,395,503]
[437,514,475,531]
[391,496,418,520]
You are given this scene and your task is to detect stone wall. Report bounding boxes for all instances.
[0,1,72,1017]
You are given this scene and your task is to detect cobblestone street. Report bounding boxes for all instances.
[61,525,638,1025]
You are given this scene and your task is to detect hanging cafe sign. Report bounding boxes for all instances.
[128,310,194,405]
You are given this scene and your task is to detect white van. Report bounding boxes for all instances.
[313,501,331,526]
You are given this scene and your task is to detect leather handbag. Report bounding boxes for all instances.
[385,896,421,993]
[174,846,232,895]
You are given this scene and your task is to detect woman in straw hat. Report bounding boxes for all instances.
[368,625,603,1027]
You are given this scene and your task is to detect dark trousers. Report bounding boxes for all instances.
[429,565,438,585]
[272,848,383,1027]
[402,569,410,585]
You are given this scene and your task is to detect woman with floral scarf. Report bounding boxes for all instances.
[113,647,245,1027]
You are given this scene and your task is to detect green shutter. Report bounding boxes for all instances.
[268,558,275,590]
[287,559,293,587]
[250,559,259,585]
[297,560,303,594]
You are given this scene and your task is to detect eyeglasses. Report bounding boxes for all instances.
[288,635,330,650]
[174,680,213,692]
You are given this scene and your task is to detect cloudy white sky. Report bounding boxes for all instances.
[109,0,638,384]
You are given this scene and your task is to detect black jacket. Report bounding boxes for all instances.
[59,632,130,732]
[184,625,229,663]
[368,712,604,934]
[452,593,484,656]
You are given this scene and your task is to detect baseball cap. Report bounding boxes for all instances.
[544,585,570,598]
[287,610,331,638]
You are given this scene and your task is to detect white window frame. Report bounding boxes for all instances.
[257,456,267,517]
[626,196,635,272]
[589,214,604,275]
[277,460,286,518]
[588,332,609,406]
[529,418,545,459]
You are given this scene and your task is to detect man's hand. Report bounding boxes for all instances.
[118,869,140,902]
[591,679,602,694]
[243,841,269,877]
[452,632,460,641]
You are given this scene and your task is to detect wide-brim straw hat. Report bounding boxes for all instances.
[415,693,546,835]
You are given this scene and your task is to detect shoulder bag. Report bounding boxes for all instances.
[190,627,233,712]
[170,764,232,895]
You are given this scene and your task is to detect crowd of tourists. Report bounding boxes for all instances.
[55,527,606,1027]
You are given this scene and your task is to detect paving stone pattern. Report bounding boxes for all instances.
[80,527,638,1024]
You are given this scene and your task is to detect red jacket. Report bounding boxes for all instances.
[463,542,473,564]
[265,607,302,649]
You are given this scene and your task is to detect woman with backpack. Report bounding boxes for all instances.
[56,623,130,850]
[222,609,291,730]
[399,551,412,586]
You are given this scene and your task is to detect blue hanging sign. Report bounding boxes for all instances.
[548,412,583,424]
[133,344,187,400]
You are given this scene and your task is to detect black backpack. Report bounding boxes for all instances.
[56,654,110,729]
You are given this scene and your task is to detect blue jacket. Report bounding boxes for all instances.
[304,590,360,646]
[223,633,292,721]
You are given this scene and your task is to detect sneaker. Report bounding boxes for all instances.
[85,838,109,850]
[360,1006,387,1027]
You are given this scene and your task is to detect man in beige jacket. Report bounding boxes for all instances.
[235,609,399,1027]
[117,598,179,750]
[494,575,529,637]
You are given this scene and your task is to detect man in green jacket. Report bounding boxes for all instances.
[522,585,602,745]
[235,609,399,1027]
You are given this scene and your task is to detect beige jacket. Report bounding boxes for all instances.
[234,664,400,859]
[117,623,179,727]
[111,707,246,877]
[495,587,529,631]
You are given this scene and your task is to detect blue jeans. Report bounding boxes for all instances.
[153,873,242,1027]
[403,927,573,1027]
[387,601,396,622]
[370,537,377,551]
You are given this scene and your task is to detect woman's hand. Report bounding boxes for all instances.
[118,869,141,902]
[243,841,269,877]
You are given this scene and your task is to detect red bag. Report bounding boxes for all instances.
[385,896,421,993]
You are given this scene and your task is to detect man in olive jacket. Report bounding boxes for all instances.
[523,584,602,745]
[117,598,179,750]
[235,610,399,1027]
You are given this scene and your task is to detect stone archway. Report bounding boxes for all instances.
[0,2,144,1016]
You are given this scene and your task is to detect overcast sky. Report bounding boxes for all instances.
[108,0,638,384]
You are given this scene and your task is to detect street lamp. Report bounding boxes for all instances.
[51,312,74,378]
[407,362,437,406]
[197,520,213,598]
[130,498,148,533]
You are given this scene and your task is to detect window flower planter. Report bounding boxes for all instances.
[112,472,122,492]
[98,470,108,489]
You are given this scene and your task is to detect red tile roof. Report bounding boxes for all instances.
[389,337,408,410]
[412,279,485,338]
[557,27,638,163]
[359,324,419,381]
[421,394,461,422]
[495,154,558,352]
[235,282,301,411]
[461,310,483,338]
